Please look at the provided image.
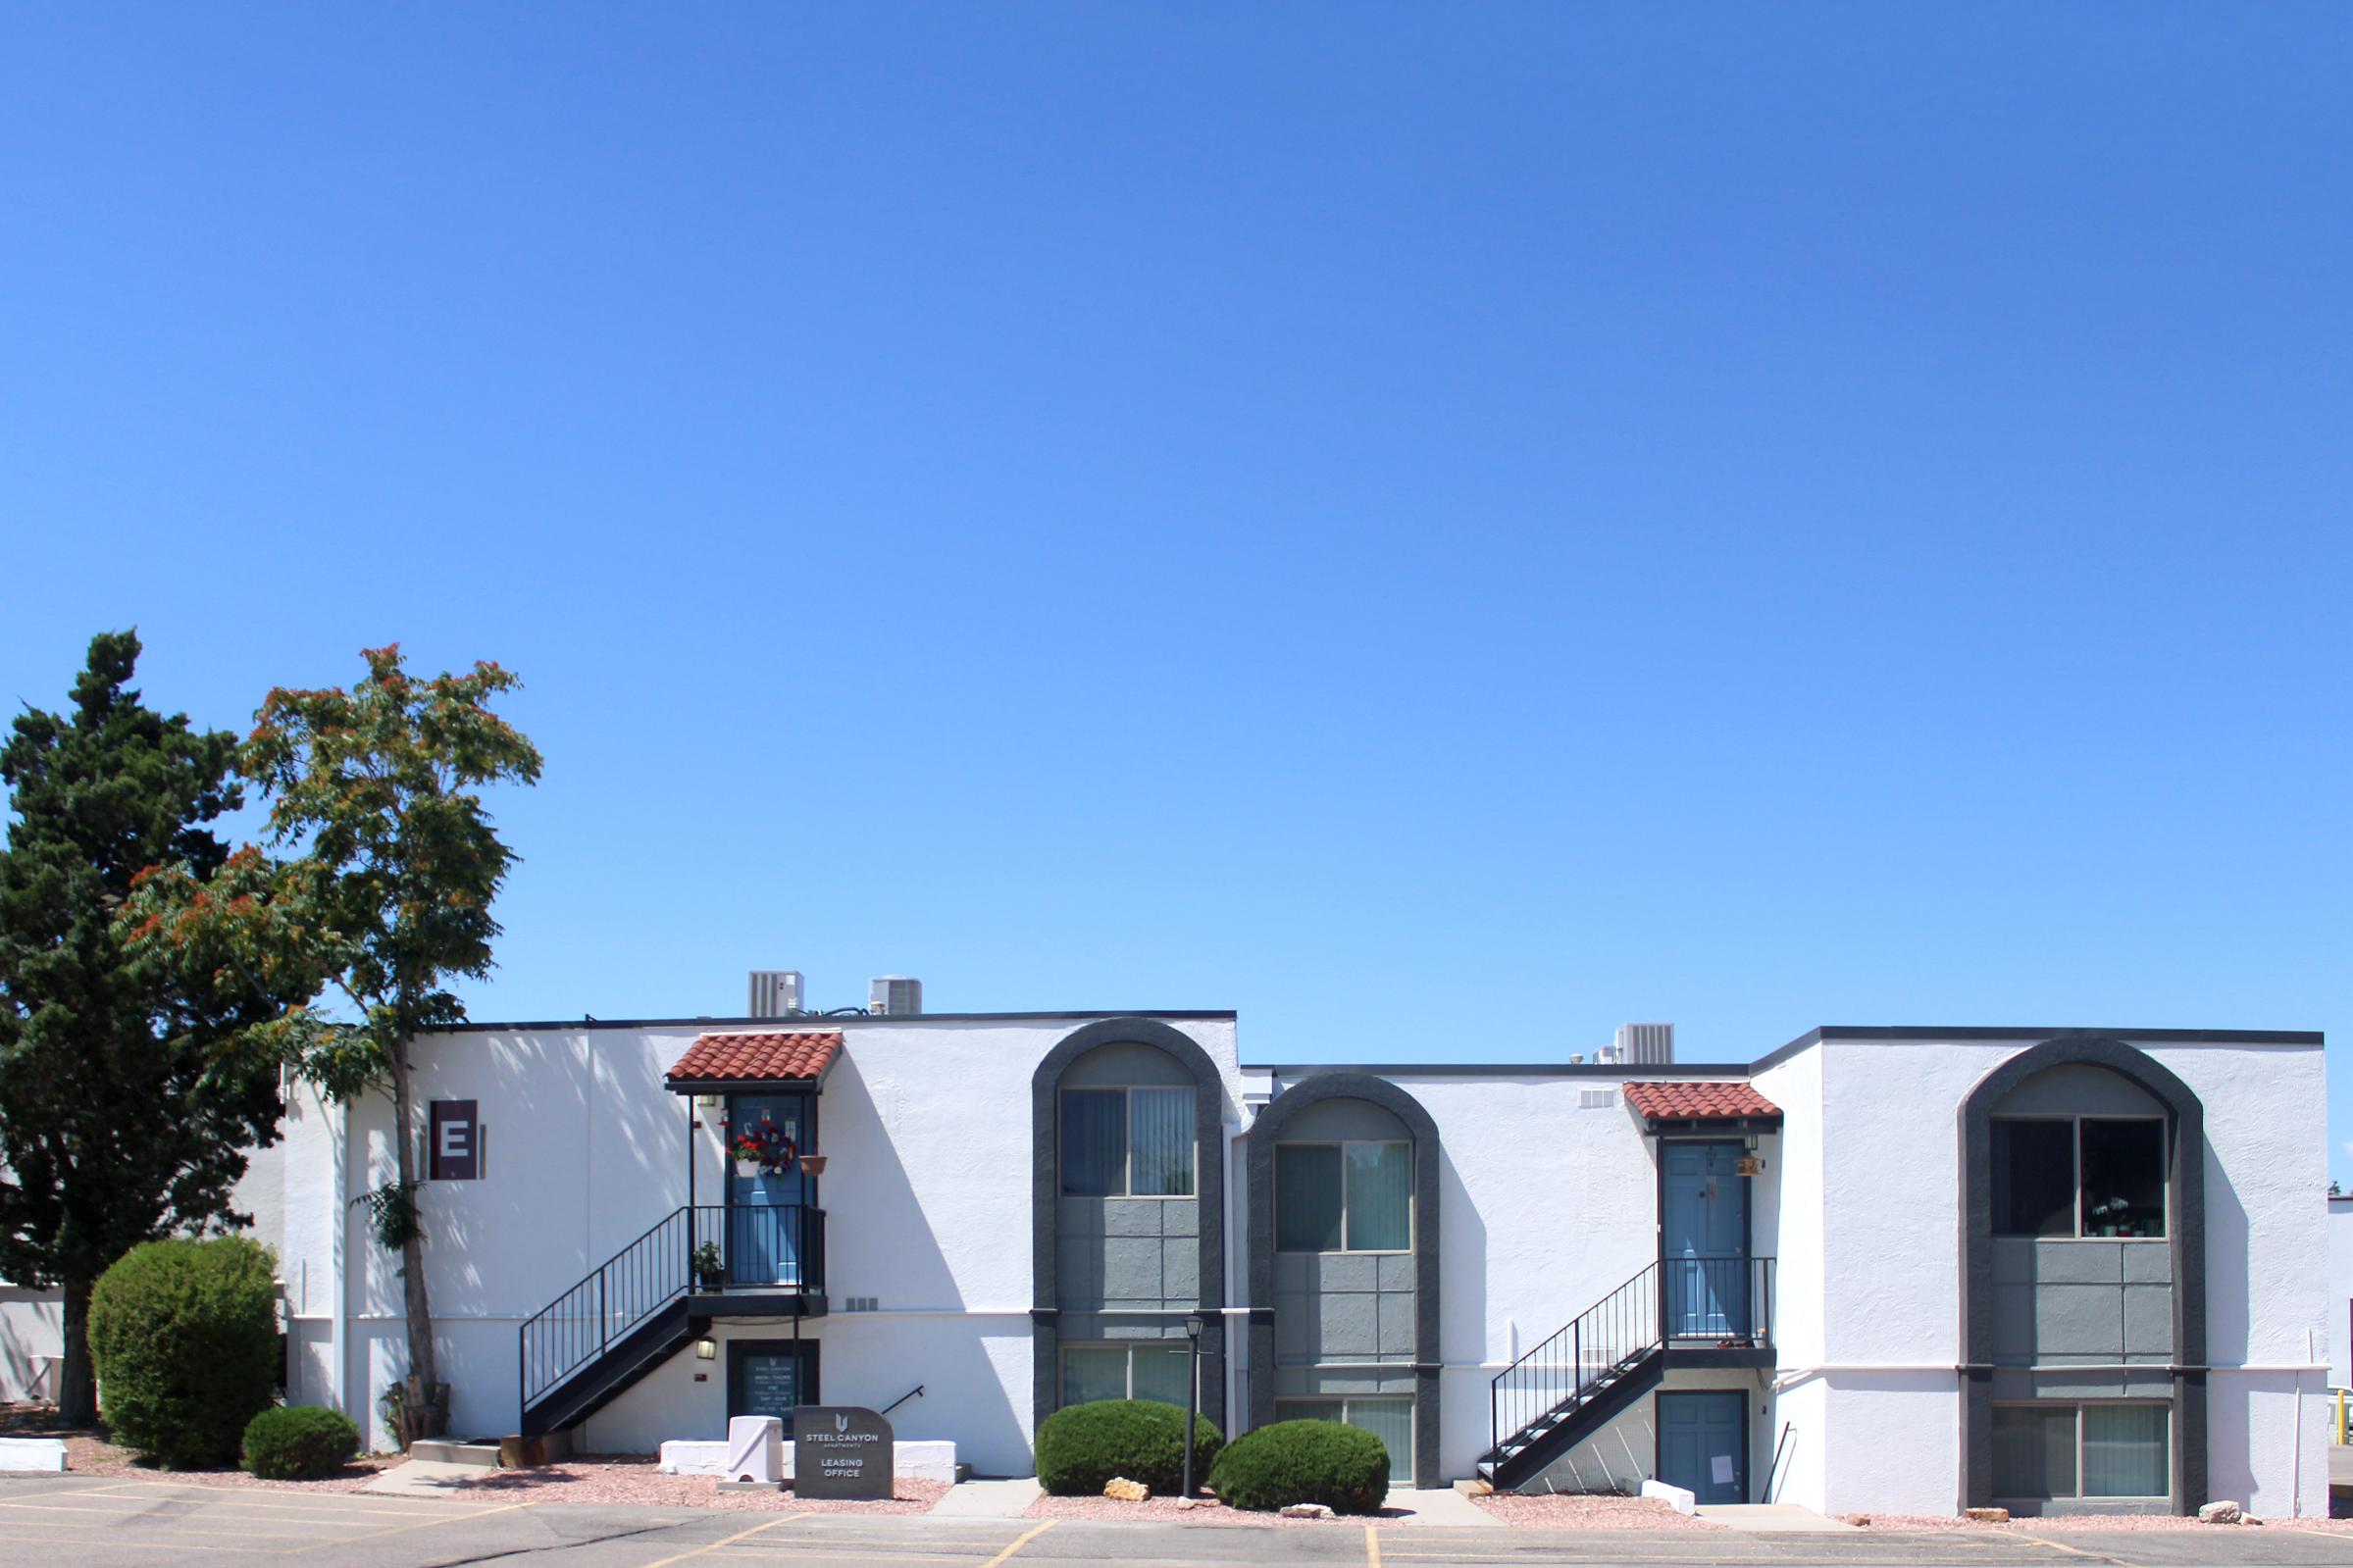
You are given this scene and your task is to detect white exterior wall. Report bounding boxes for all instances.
[311,1016,1241,1458]
[2327,1197,2353,1391]
[1797,1036,2329,1519]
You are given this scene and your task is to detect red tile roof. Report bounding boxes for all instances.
[666,1032,843,1087]
[1622,1081,1781,1124]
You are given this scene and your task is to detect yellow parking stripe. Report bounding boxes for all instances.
[284,1495,537,1554]
[639,1511,813,1568]
[0,1528,309,1555]
[976,1519,1055,1568]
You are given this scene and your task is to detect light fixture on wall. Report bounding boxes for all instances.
[1735,1134,1765,1179]
[693,1094,723,1109]
[695,1338,718,1361]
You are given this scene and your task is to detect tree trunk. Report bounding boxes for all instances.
[387,1040,437,1407]
[57,1271,96,1427]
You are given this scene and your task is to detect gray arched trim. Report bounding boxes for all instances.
[1247,1073,1442,1488]
[1958,1036,2206,1513]
[1032,1019,1228,1436]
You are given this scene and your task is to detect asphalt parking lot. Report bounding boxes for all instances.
[8,1476,2353,1568]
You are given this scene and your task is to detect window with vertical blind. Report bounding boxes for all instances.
[1275,1140,1411,1252]
[1992,1403,2169,1498]
[1059,1342,1194,1406]
[1059,1087,1196,1196]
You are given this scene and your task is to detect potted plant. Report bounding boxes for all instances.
[731,1130,769,1177]
[692,1240,726,1290]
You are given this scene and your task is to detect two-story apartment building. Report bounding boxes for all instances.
[33,980,2331,1518]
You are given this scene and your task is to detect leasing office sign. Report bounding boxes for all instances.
[793,1406,894,1499]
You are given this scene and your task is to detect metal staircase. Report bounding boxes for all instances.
[518,1204,825,1439]
[1479,1256,1772,1492]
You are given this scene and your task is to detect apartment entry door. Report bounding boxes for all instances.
[1662,1141,1750,1339]
[1656,1391,1746,1505]
[728,1093,813,1286]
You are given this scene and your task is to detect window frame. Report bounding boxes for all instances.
[1057,1085,1199,1199]
[1057,1340,1198,1406]
[1990,1400,2171,1501]
[1990,1114,2168,1240]
[1275,1394,1414,1483]
[1273,1138,1414,1255]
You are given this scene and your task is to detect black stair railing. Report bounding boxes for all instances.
[1487,1254,1777,1470]
[519,1204,825,1415]
[1489,1261,1660,1461]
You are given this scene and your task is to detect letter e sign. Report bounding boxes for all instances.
[430,1100,481,1181]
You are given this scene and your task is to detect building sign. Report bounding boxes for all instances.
[793,1406,894,1500]
[429,1100,481,1181]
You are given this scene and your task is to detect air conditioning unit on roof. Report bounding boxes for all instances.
[1615,1023,1674,1064]
[748,970,804,1019]
[870,975,923,1016]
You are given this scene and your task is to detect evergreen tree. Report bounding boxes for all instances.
[0,632,287,1426]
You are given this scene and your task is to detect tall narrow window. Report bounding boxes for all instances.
[1345,1142,1411,1251]
[1277,1144,1344,1252]
[1992,1120,2075,1238]
[1129,1087,1196,1196]
[1992,1405,2076,1498]
[2079,1121,2166,1239]
[1059,1089,1126,1196]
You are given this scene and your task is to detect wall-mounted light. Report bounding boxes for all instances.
[695,1338,718,1361]
[694,1094,723,1110]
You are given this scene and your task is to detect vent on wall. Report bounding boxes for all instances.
[1578,1088,1615,1109]
[749,970,805,1019]
[870,976,923,1016]
[1615,1023,1674,1064]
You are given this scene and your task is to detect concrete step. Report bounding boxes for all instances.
[405,1439,502,1467]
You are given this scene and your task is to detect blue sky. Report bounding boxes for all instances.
[3,8,2347,1168]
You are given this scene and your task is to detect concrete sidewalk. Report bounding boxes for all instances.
[1696,1502,1858,1532]
[926,1477,1043,1516]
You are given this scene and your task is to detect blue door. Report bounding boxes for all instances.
[728,1094,811,1286]
[1662,1142,1749,1339]
[1656,1391,1745,1504]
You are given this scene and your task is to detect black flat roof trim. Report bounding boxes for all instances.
[427,1010,1240,1035]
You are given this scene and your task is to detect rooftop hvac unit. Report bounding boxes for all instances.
[1615,1023,1674,1064]
[870,975,923,1016]
[748,970,804,1019]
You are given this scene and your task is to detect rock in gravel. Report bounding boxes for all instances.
[1280,1502,1335,1519]
[2198,1500,2243,1524]
[1103,1477,1151,1502]
[1964,1506,2010,1523]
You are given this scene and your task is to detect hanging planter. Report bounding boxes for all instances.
[796,1154,828,1177]
[730,1125,797,1177]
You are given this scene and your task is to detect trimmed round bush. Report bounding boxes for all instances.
[1036,1399,1223,1496]
[1207,1419,1390,1514]
[242,1405,362,1479]
[87,1236,280,1468]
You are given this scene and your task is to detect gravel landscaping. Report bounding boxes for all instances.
[1,1400,394,1492]
[1850,1511,2343,1532]
[441,1454,948,1512]
[1023,1492,1418,1525]
[1472,1492,1724,1528]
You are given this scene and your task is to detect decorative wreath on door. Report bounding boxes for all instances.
[729,1123,798,1174]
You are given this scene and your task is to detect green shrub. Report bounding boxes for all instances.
[241,1405,362,1479]
[1035,1399,1223,1495]
[87,1236,281,1468]
[1207,1419,1390,1514]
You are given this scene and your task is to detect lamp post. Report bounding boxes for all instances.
[1182,1313,1204,1498]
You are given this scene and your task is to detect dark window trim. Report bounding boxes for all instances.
[1246,1073,1441,1490]
[1960,1037,2205,1514]
[1031,1019,1228,1442]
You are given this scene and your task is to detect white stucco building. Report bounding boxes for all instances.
[6,986,2330,1518]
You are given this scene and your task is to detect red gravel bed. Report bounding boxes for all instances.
[1022,1492,1421,1526]
[1473,1492,1724,1529]
[444,1455,947,1513]
[1,1404,393,1493]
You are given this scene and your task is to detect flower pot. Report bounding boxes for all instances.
[734,1158,762,1178]
[796,1154,828,1177]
